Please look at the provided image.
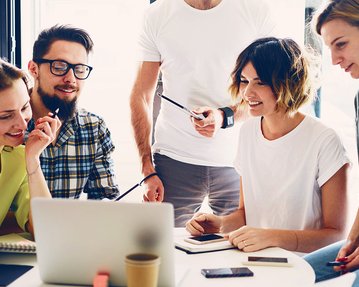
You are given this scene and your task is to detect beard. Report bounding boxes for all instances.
[37,83,78,122]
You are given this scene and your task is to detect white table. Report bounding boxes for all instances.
[0,231,315,287]
[0,248,315,287]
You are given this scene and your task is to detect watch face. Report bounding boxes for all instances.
[220,107,234,128]
[227,116,234,127]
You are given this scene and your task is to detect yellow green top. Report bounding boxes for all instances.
[0,145,29,230]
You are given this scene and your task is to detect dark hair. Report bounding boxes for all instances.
[229,37,313,115]
[314,0,359,35]
[0,58,30,93]
[32,24,94,59]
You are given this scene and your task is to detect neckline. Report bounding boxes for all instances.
[180,0,226,13]
[258,115,308,145]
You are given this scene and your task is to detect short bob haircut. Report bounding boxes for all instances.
[229,37,314,116]
[314,0,359,36]
[0,58,30,93]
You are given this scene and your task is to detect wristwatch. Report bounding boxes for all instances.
[218,107,234,129]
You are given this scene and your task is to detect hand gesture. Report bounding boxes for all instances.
[228,226,274,252]
[186,213,222,236]
[143,175,164,202]
[191,107,223,138]
[25,114,61,160]
[334,240,359,272]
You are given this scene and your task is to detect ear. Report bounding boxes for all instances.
[28,60,39,78]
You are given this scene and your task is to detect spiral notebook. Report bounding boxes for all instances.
[0,233,36,254]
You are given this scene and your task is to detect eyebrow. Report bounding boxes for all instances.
[330,36,344,46]
[240,75,260,81]
[0,100,30,113]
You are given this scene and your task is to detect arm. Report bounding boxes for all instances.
[85,118,119,200]
[228,164,348,253]
[25,115,61,235]
[192,103,246,138]
[130,61,164,202]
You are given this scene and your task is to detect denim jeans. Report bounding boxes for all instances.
[304,240,359,286]
[154,153,240,227]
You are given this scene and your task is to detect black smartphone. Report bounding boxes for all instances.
[201,267,254,278]
[326,261,347,266]
[243,256,292,267]
[184,234,225,245]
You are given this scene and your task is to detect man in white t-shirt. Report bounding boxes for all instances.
[130,0,276,226]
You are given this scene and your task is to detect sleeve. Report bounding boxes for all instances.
[137,6,161,62]
[85,119,120,200]
[317,130,351,187]
[13,176,30,231]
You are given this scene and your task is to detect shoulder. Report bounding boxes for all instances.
[76,108,106,127]
[1,145,26,172]
[303,116,338,136]
[302,116,344,148]
[144,0,175,20]
[7,145,26,161]
[240,117,260,132]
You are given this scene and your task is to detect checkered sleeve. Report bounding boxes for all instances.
[85,118,120,199]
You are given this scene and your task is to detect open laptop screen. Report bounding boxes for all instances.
[31,198,175,287]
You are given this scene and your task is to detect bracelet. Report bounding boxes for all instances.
[139,172,159,186]
[293,231,298,251]
[27,164,40,176]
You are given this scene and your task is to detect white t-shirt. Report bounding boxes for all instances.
[235,116,350,230]
[139,0,276,166]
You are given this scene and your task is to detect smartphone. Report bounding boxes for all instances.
[184,234,225,245]
[326,261,347,266]
[201,267,254,278]
[243,256,292,267]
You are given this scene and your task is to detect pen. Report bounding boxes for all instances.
[51,108,59,118]
[157,93,205,120]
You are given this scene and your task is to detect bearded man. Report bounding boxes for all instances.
[27,25,119,199]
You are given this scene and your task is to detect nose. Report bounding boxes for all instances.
[63,67,77,83]
[243,82,255,99]
[14,113,29,130]
[331,50,342,66]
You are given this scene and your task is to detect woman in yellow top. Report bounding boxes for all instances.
[0,59,60,235]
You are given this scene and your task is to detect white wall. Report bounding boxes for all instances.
[21,0,308,202]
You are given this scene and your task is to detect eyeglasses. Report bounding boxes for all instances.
[34,59,93,80]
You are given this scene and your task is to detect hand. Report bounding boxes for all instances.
[142,175,164,202]
[191,107,223,138]
[228,226,274,252]
[334,240,359,272]
[185,213,222,236]
[25,114,61,160]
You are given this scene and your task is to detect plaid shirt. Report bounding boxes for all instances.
[26,108,120,199]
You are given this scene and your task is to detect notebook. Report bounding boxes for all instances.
[31,198,175,287]
[0,233,36,254]
[174,236,235,254]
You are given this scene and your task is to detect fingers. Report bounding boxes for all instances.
[185,214,207,235]
[36,115,61,135]
[143,177,164,202]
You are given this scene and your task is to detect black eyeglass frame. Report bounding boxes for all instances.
[33,58,93,80]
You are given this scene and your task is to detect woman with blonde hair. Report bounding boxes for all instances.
[0,59,60,235]
[186,37,349,253]
[304,0,359,285]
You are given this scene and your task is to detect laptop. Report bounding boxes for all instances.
[31,198,175,287]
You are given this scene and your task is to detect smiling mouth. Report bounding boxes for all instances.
[248,101,262,107]
[344,64,353,72]
[57,88,76,93]
[6,131,24,138]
